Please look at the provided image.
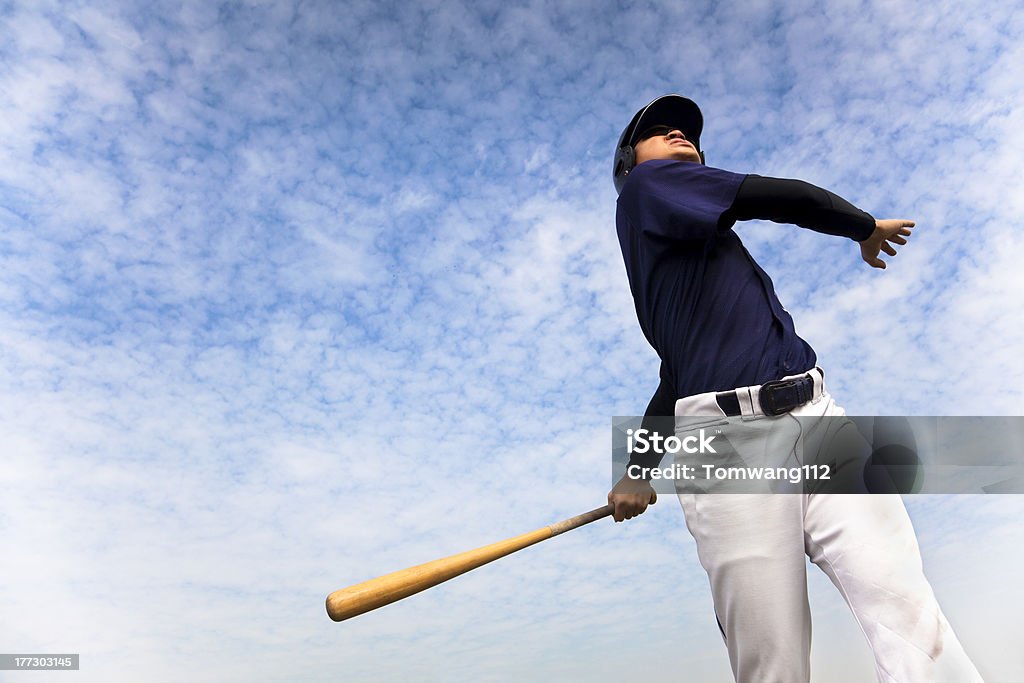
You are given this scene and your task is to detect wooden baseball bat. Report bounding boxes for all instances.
[326,503,614,622]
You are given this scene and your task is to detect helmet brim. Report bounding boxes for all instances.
[625,95,703,150]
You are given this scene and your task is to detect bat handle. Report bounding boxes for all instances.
[547,504,614,536]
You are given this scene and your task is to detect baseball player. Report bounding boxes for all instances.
[606,95,983,682]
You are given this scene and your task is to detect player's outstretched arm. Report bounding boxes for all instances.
[860,219,915,269]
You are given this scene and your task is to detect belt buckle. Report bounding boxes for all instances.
[758,378,796,416]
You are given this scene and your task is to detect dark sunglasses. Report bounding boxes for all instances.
[635,124,681,142]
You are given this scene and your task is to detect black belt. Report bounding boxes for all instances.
[716,374,816,417]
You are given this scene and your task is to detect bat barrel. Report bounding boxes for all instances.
[326,504,613,622]
[326,527,552,621]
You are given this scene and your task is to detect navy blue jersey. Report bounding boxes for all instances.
[616,159,818,398]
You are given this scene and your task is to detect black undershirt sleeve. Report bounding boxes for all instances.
[626,362,677,478]
[723,174,875,241]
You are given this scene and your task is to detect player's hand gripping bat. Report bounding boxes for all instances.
[326,504,614,622]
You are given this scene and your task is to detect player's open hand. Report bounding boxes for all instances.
[860,219,915,269]
[607,474,657,522]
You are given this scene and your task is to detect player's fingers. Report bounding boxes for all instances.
[890,235,908,245]
[609,497,624,522]
[881,243,897,256]
[614,497,644,522]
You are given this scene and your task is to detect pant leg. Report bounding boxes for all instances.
[673,385,816,682]
[804,493,985,682]
[796,393,985,682]
[678,492,813,683]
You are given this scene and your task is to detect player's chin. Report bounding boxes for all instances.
[672,150,702,163]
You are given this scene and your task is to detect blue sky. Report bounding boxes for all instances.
[1,0,1022,681]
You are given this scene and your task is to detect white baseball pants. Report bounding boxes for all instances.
[673,370,984,683]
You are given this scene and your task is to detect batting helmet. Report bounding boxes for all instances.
[612,94,705,194]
